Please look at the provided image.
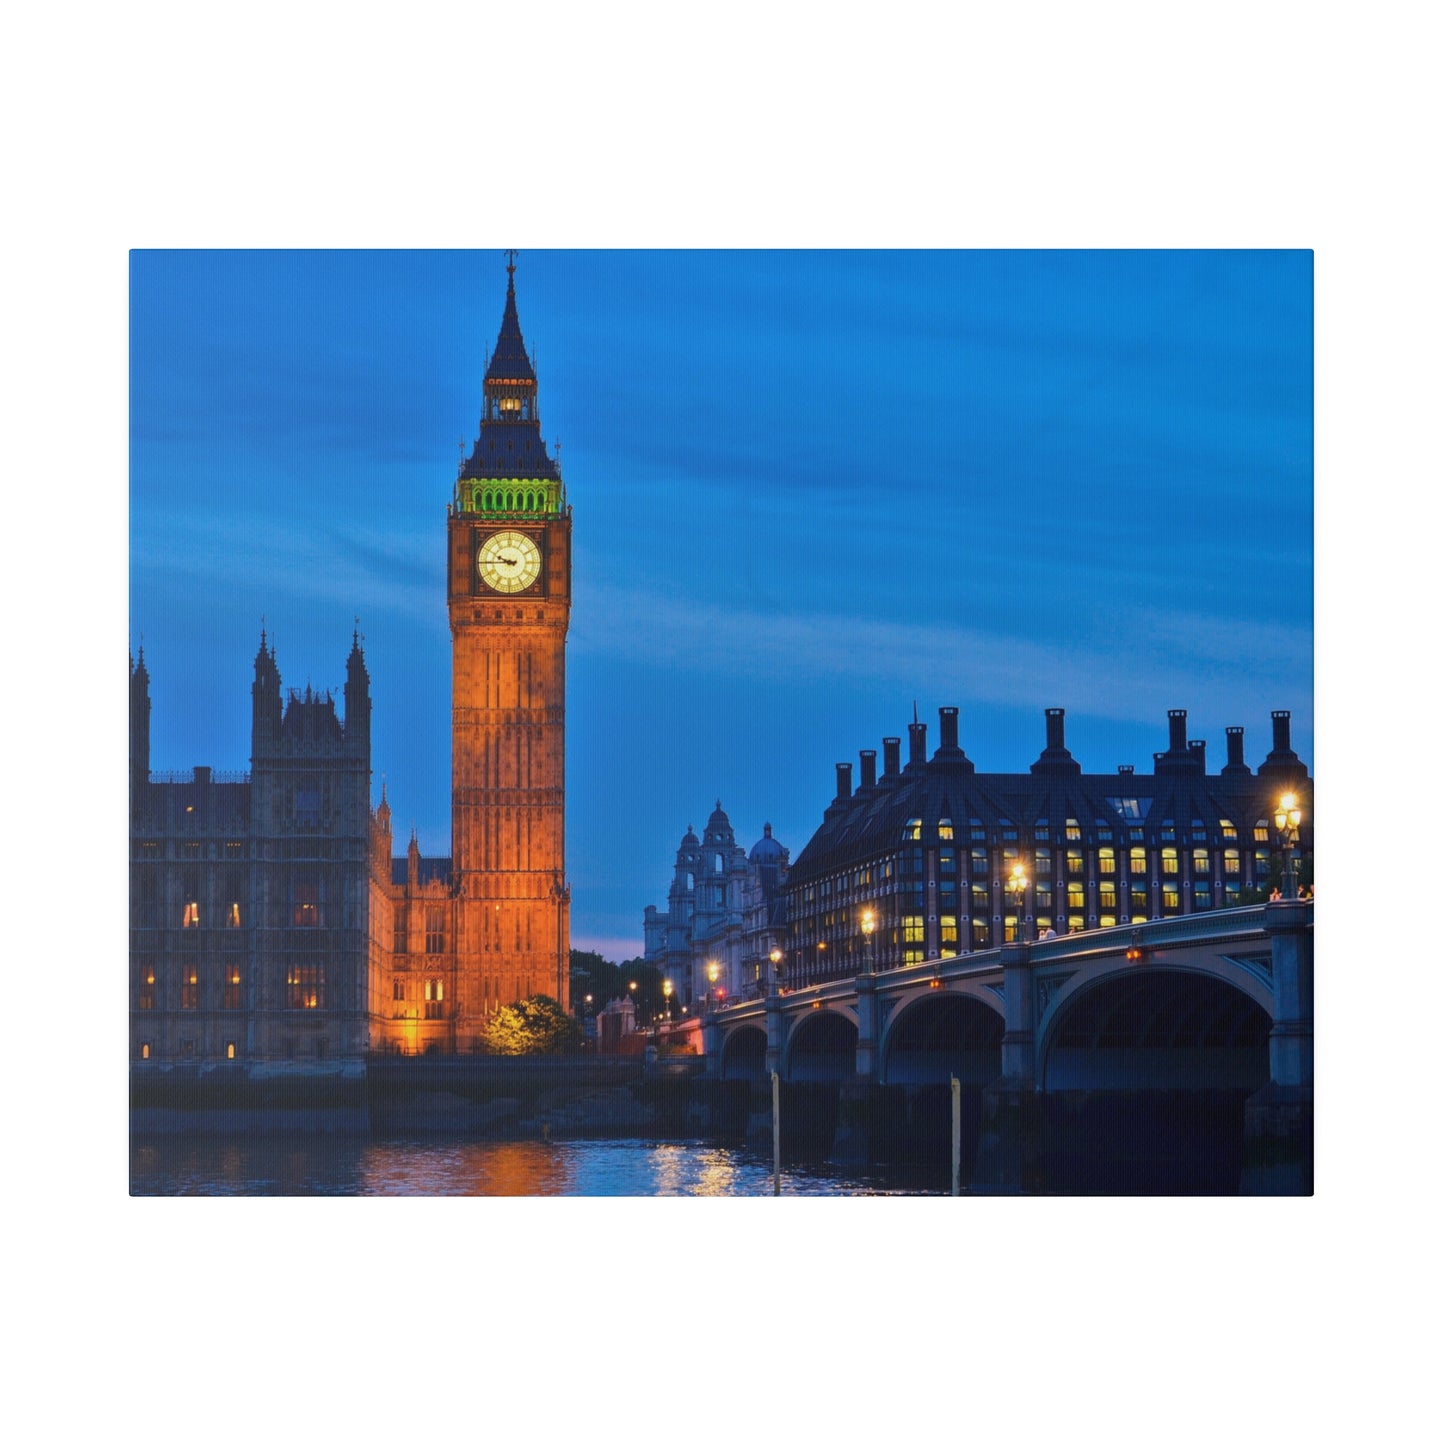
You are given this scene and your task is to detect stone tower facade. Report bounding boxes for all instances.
[445,257,572,1034]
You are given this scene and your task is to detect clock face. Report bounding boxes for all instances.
[477,530,542,593]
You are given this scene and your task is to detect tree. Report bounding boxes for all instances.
[479,994,584,1055]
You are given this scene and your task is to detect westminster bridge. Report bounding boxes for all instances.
[697,900,1312,1193]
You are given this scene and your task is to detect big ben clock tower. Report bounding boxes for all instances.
[447,255,571,1032]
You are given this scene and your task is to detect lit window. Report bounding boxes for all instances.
[1254,819,1271,843]
[938,819,954,841]
[1098,848,1116,876]
[1067,882,1085,911]
[1162,848,1179,875]
[223,964,242,1010]
[425,977,445,1019]
[1129,848,1147,876]
[1098,882,1117,911]
[227,902,241,928]
[1224,849,1241,876]
[181,964,199,1009]
[903,915,925,944]
[1162,883,1182,913]
[902,819,922,841]
[182,900,200,928]
[293,878,321,927]
[1066,849,1083,876]
[1065,818,1081,841]
[286,964,325,1010]
[1220,819,1237,839]
[1192,848,1210,875]
[1098,914,1116,930]
[138,961,155,1011]
[225,1041,237,1060]
[140,1042,151,1060]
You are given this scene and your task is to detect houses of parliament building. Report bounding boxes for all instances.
[129,259,573,1064]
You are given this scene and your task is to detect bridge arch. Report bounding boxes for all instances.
[784,1007,858,1082]
[719,1023,767,1081]
[880,990,1004,1086]
[1038,966,1271,1092]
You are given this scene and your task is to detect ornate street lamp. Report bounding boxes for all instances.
[860,908,877,973]
[706,959,720,1012]
[1006,862,1029,944]
[1274,792,1303,899]
[662,976,673,1022]
[769,946,783,995]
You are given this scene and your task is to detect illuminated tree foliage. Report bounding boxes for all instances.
[480,994,584,1055]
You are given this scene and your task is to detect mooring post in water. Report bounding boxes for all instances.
[951,1076,961,1196]
[772,1069,781,1196]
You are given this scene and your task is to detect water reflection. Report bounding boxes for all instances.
[131,1135,944,1197]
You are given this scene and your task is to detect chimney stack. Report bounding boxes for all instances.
[882,737,901,778]
[1169,709,1188,753]
[939,707,959,750]
[907,720,927,770]
[835,762,853,801]
[860,749,877,790]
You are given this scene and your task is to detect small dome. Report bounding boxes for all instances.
[749,822,787,863]
[677,825,701,853]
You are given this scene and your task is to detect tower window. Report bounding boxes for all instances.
[286,964,325,1010]
[426,907,446,955]
[138,961,156,1011]
[292,878,322,927]
[223,964,242,1010]
[181,964,199,1010]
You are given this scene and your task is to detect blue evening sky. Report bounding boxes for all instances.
[130,249,1312,958]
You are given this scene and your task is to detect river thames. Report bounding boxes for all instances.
[130,1133,952,1196]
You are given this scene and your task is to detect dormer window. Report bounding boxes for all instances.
[902,818,922,841]
[937,819,954,841]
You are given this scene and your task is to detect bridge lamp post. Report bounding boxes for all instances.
[706,959,720,1013]
[1274,793,1303,899]
[662,977,673,1023]
[1006,863,1029,945]
[769,947,783,996]
[860,908,877,973]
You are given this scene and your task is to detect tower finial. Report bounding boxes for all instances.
[506,248,517,283]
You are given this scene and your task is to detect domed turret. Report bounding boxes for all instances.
[749,822,787,865]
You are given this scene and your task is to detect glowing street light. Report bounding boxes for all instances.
[662,976,673,1022]
[706,959,720,1012]
[860,908,877,973]
[1006,863,1029,944]
[1274,792,1304,899]
[769,946,783,995]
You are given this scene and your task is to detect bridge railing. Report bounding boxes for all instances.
[712,903,1301,1018]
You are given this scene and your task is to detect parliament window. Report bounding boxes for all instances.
[181,963,199,1010]
[393,977,406,1002]
[426,907,446,955]
[1162,883,1182,913]
[1129,848,1147,876]
[425,977,445,1020]
[1162,848,1179,875]
[286,964,325,1010]
[223,963,242,1010]
[182,900,200,928]
[1224,849,1241,875]
[227,901,242,928]
[293,878,321,927]
[903,915,925,944]
[394,905,408,954]
[1193,881,1213,910]
[1098,848,1116,876]
[138,961,156,1010]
